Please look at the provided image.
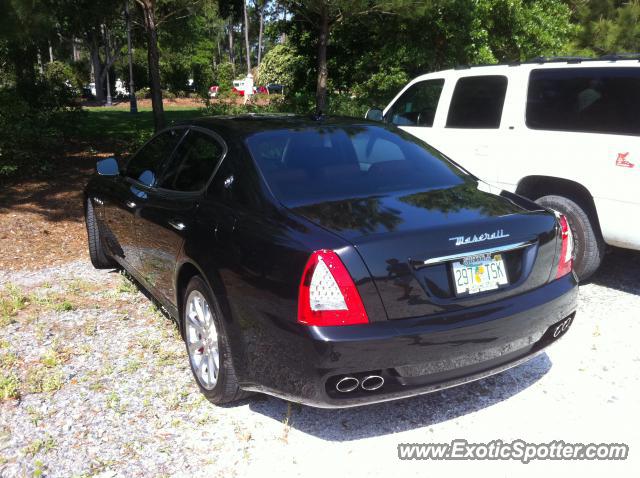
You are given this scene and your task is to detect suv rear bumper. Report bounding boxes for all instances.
[240,273,578,408]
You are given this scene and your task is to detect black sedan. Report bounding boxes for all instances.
[84,114,578,408]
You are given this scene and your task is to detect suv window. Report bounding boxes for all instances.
[446,76,508,129]
[125,129,184,186]
[526,67,640,135]
[386,79,444,127]
[159,130,224,192]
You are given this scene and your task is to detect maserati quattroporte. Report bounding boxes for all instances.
[84,114,578,408]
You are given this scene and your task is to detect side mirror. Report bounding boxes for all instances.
[364,108,384,122]
[96,157,120,176]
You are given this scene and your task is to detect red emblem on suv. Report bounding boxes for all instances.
[615,152,635,168]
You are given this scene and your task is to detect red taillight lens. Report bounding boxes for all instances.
[556,214,574,279]
[298,250,369,326]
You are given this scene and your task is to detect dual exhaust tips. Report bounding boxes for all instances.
[336,375,384,393]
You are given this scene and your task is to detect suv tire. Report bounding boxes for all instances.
[536,195,605,281]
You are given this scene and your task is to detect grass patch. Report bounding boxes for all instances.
[66,279,93,294]
[26,407,45,426]
[0,284,29,326]
[116,274,137,294]
[0,351,18,369]
[124,358,142,374]
[53,300,75,312]
[25,366,64,394]
[0,371,20,400]
[156,348,183,367]
[106,391,126,414]
[76,107,204,142]
[83,318,98,336]
[40,347,62,368]
[23,435,56,456]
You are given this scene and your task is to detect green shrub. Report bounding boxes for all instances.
[213,61,234,90]
[256,44,306,89]
[0,78,83,179]
[162,89,176,100]
[135,87,151,100]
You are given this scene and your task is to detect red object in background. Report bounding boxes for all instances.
[231,87,244,96]
[615,152,634,168]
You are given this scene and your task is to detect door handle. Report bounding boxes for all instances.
[126,201,136,209]
[168,220,186,231]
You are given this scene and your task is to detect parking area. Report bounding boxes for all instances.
[1,248,638,477]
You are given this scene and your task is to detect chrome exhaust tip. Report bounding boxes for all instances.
[360,375,384,391]
[335,376,359,393]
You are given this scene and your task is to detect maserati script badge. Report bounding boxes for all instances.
[449,229,510,246]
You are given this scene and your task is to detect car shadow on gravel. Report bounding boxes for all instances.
[586,247,640,295]
[247,353,552,441]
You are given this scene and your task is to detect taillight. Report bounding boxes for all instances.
[298,250,369,326]
[556,214,574,279]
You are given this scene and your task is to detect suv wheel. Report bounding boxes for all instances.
[536,195,605,281]
[182,276,250,404]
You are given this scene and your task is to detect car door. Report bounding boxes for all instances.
[430,75,509,184]
[133,128,227,305]
[102,127,186,273]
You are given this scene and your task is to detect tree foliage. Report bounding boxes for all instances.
[571,0,640,55]
[0,0,637,177]
[256,43,305,87]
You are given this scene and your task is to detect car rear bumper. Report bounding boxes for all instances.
[240,273,578,408]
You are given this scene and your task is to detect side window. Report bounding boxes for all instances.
[446,76,508,129]
[125,129,184,186]
[208,149,262,209]
[159,130,225,192]
[386,79,444,127]
[526,67,640,135]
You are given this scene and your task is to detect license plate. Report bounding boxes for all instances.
[451,253,508,295]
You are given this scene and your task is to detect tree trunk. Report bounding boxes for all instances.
[125,0,138,113]
[89,41,105,104]
[227,21,235,75]
[243,0,251,73]
[140,1,165,131]
[104,25,113,107]
[72,38,79,62]
[257,6,264,65]
[316,8,329,114]
[9,42,38,101]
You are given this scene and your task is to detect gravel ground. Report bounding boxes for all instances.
[1,249,639,477]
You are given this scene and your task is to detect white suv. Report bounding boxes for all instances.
[371,57,640,279]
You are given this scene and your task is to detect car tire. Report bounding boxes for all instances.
[182,276,250,405]
[536,195,605,281]
[85,199,115,269]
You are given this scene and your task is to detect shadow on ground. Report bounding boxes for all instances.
[246,353,552,441]
[587,247,640,295]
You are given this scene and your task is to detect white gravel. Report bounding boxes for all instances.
[1,249,639,477]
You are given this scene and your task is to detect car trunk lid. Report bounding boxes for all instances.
[290,182,559,320]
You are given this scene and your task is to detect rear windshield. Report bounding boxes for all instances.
[245,125,465,207]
